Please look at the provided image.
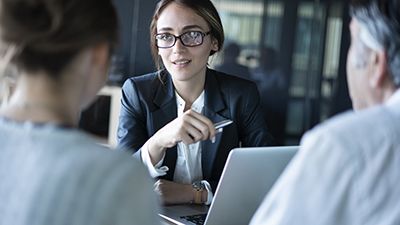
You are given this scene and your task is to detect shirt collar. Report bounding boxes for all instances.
[175,90,205,114]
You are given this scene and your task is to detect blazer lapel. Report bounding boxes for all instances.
[202,69,230,179]
[151,72,177,180]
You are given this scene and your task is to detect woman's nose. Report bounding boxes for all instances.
[172,38,187,53]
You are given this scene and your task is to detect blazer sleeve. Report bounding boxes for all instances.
[117,79,149,154]
[239,82,275,146]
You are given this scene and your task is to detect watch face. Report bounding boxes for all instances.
[192,181,205,191]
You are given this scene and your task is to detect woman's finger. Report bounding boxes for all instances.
[186,110,216,139]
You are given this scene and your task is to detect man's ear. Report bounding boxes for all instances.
[369,50,388,88]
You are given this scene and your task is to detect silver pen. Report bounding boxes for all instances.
[214,120,233,131]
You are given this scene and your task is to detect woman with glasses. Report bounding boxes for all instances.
[118,0,274,205]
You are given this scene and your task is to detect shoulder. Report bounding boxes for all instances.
[311,106,387,138]
[303,110,367,146]
[58,130,144,170]
[121,71,165,102]
[122,71,160,90]
[0,125,158,224]
[56,130,153,194]
[62,134,159,223]
[301,105,395,158]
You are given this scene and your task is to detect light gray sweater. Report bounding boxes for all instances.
[0,118,161,225]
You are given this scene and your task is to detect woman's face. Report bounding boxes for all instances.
[156,2,218,83]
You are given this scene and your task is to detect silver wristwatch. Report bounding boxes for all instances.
[192,181,205,204]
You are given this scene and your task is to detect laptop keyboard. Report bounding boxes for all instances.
[181,213,207,225]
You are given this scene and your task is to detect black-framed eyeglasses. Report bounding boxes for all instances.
[155,31,211,48]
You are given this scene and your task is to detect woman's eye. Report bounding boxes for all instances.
[188,31,200,38]
[159,34,172,41]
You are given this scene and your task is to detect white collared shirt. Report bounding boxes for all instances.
[250,90,400,225]
[174,91,204,184]
[141,90,213,204]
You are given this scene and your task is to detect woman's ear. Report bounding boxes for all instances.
[78,43,110,109]
[211,38,219,52]
[91,43,110,71]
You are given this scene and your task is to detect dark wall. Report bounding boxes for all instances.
[331,3,352,116]
[113,0,158,82]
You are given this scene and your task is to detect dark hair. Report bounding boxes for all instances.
[0,0,118,76]
[260,46,278,71]
[350,0,400,86]
[149,0,224,70]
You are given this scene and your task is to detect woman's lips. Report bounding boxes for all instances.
[172,59,191,66]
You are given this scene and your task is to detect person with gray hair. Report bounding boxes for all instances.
[250,0,400,224]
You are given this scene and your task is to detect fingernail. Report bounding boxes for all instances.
[211,136,216,143]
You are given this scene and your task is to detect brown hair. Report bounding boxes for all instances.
[149,0,224,70]
[0,0,118,77]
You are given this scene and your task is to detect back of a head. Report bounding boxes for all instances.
[224,42,241,59]
[260,46,278,71]
[350,0,400,87]
[0,0,118,77]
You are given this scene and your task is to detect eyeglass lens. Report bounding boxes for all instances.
[156,31,205,48]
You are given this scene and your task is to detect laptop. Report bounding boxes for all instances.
[159,146,298,225]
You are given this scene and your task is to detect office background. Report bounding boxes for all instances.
[81,0,353,146]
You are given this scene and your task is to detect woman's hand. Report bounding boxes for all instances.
[147,109,216,163]
[154,179,193,205]
[157,109,216,147]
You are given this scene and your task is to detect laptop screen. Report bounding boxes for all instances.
[159,146,298,225]
[204,146,298,225]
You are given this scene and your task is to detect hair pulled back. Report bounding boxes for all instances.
[0,0,118,76]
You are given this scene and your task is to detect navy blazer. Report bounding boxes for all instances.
[117,68,274,191]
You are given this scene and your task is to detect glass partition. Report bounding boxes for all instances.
[212,0,347,145]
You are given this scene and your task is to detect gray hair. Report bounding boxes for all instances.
[350,0,400,86]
